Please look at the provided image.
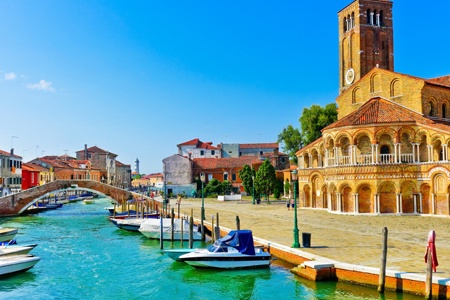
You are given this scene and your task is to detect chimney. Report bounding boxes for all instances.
[10,148,14,156]
[84,144,88,160]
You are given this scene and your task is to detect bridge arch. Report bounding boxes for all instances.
[0,180,160,216]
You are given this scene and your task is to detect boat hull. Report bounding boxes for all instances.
[180,253,271,269]
[0,255,41,276]
[163,248,199,261]
[0,228,18,243]
[0,244,38,257]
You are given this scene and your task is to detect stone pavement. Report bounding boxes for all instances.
[172,197,450,279]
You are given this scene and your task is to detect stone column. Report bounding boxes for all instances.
[324,150,328,167]
[336,193,342,212]
[413,194,417,213]
[318,155,323,167]
[419,193,423,214]
[394,143,398,163]
[354,193,359,213]
[398,193,403,213]
[375,144,379,164]
[327,192,332,211]
[443,145,448,161]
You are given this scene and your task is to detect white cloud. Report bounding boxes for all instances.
[4,72,17,80]
[26,80,56,92]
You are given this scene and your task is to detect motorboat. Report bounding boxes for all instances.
[0,228,18,243]
[110,218,149,232]
[0,244,38,257]
[139,218,203,241]
[179,230,271,269]
[0,254,41,276]
[83,197,95,204]
[163,248,199,261]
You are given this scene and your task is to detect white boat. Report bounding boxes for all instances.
[0,228,18,243]
[83,197,95,204]
[110,218,148,232]
[179,230,271,269]
[163,248,199,261]
[0,244,38,257]
[139,218,203,241]
[0,254,41,276]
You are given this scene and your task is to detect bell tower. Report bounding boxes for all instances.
[338,0,394,93]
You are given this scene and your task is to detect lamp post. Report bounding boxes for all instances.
[291,169,300,248]
[252,175,255,205]
[200,172,206,241]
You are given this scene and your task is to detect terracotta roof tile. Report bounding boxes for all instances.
[324,97,450,132]
[427,75,450,88]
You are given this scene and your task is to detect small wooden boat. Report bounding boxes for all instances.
[0,228,18,243]
[0,254,41,276]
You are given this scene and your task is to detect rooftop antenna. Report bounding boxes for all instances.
[36,145,39,158]
[64,149,69,161]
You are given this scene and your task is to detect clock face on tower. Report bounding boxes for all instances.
[345,68,355,85]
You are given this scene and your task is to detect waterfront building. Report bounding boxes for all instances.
[165,138,289,195]
[21,163,41,190]
[75,144,131,188]
[295,0,450,215]
[0,149,22,195]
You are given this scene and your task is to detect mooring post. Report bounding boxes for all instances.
[159,210,164,250]
[236,216,240,230]
[113,203,116,218]
[378,227,388,293]
[171,208,174,243]
[425,247,433,299]
[215,213,220,240]
[180,215,184,247]
[189,209,193,249]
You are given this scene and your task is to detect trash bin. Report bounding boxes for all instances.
[256,198,261,204]
[302,232,311,248]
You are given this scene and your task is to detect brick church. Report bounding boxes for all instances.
[296,0,450,215]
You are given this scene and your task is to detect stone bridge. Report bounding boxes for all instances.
[0,180,160,217]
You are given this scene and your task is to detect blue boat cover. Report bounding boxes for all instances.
[214,230,256,255]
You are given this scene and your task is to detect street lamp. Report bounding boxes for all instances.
[291,169,300,248]
[252,175,255,205]
[200,172,206,241]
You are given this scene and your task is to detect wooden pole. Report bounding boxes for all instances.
[171,208,174,243]
[211,215,215,242]
[113,203,116,218]
[127,201,130,217]
[236,215,240,230]
[425,247,433,299]
[159,210,164,250]
[215,212,220,240]
[378,227,388,293]
[180,215,184,247]
[189,209,193,248]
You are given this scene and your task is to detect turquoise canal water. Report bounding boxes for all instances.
[0,197,423,299]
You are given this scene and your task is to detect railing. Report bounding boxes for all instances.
[356,154,372,165]
[302,152,426,169]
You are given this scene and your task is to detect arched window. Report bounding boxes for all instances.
[351,12,355,29]
[223,172,228,181]
[379,10,384,26]
[429,101,435,116]
[343,17,347,32]
[442,103,447,118]
[367,9,371,24]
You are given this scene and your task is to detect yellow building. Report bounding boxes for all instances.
[296,0,450,216]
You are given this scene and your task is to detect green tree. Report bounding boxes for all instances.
[238,165,255,196]
[222,180,233,195]
[284,179,291,197]
[277,125,302,164]
[204,178,222,196]
[254,159,277,203]
[273,179,283,199]
[299,103,337,145]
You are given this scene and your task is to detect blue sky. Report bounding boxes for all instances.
[1,1,449,173]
